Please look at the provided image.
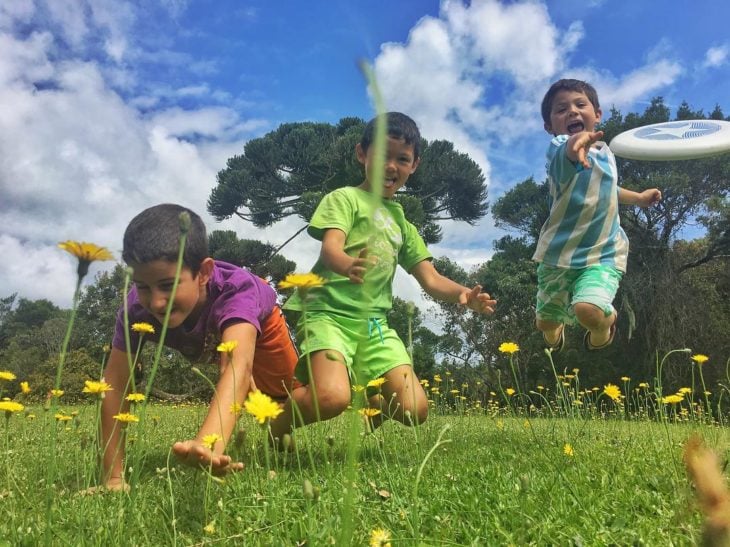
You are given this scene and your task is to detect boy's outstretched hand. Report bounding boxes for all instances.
[459,285,497,314]
[635,188,662,207]
[172,440,244,476]
[346,247,376,284]
[567,130,604,169]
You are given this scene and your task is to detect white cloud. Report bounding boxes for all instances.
[703,45,728,68]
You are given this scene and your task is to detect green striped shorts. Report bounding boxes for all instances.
[536,264,622,325]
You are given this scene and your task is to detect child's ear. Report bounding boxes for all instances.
[409,157,420,174]
[355,143,367,165]
[197,258,214,285]
[595,108,603,124]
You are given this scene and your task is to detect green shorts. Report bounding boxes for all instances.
[536,264,622,325]
[294,311,411,387]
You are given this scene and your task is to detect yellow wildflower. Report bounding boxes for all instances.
[125,393,145,403]
[58,240,114,279]
[662,394,684,405]
[352,384,366,393]
[369,527,392,547]
[691,354,709,364]
[82,379,113,397]
[201,433,222,450]
[203,522,216,534]
[50,389,64,397]
[113,413,140,424]
[217,340,238,353]
[638,382,649,389]
[603,384,621,402]
[0,371,17,381]
[20,381,31,394]
[278,273,326,291]
[55,413,72,422]
[498,342,520,354]
[563,443,574,457]
[678,387,692,395]
[131,322,155,335]
[244,390,283,424]
[359,408,382,418]
[0,401,24,416]
[367,377,388,389]
[433,374,442,383]
[505,388,516,396]
[620,376,630,382]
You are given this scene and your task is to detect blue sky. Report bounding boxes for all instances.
[1,0,729,307]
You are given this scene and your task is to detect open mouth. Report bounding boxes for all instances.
[383,178,396,189]
[567,121,585,134]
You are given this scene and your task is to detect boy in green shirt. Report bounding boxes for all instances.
[274,112,496,435]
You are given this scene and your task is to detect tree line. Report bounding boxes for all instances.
[1,99,728,401]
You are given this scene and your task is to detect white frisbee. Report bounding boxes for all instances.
[609,119,730,161]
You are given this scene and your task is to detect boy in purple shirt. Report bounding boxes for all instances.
[99,204,298,491]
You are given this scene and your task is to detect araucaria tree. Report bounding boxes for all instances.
[207,117,488,246]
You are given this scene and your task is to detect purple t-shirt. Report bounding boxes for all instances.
[112,261,277,362]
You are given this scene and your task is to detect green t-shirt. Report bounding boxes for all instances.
[284,186,431,317]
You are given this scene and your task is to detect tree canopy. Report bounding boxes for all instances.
[207,117,488,245]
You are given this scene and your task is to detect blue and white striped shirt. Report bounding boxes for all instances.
[532,135,628,272]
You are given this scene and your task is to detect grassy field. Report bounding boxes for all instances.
[0,399,722,546]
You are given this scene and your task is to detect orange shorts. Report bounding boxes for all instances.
[251,307,300,400]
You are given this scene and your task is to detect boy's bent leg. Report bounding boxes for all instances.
[572,265,621,349]
[269,350,352,440]
[369,364,428,427]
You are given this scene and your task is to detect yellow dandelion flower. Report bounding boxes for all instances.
[369,527,392,547]
[505,388,516,396]
[230,402,243,415]
[244,390,284,424]
[603,383,621,402]
[678,387,692,395]
[0,371,17,381]
[367,377,388,389]
[26,414,35,420]
[131,322,155,335]
[433,374,442,383]
[203,522,216,534]
[691,354,709,364]
[278,273,326,291]
[498,342,520,354]
[55,413,72,422]
[662,394,684,405]
[20,381,31,394]
[449,389,460,394]
[0,401,24,415]
[217,340,238,353]
[445,371,451,376]
[572,368,580,374]
[359,408,382,418]
[58,240,114,279]
[82,379,113,396]
[430,387,439,393]
[352,384,366,393]
[495,419,504,431]
[638,382,649,389]
[620,376,630,382]
[201,433,222,450]
[563,443,574,457]
[113,412,139,423]
[50,389,64,397]
[537,385,544,391]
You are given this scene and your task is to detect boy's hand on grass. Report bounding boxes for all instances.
[636,188,662,207]
[567,130,604,169]
[347,247,376,284]
[172,440,244,476]
[459,285,496,315]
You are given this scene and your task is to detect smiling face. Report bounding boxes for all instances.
[356,136,420,199]
[545,90,602,136]
[130,258,212,328]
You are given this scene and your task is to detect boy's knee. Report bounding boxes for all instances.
[574,302,610,326]
[313,389,351,419]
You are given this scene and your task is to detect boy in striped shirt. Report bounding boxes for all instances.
[534,79,661,351]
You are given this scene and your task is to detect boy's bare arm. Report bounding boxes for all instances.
[411,260,496,314]
[99,348,132,490]
[320,228,375,284]
[618,187,662,207]
[171,321,257,475]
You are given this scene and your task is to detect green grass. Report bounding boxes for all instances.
[0,402,720,545]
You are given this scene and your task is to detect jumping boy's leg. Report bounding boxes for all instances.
[571,265,622,350]
[367,364,428,428]
[536,319,564,348]
[574,303,616,347]
[270,349,351,440]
